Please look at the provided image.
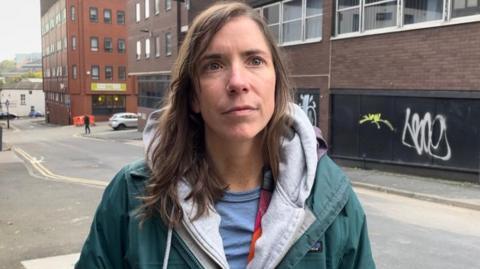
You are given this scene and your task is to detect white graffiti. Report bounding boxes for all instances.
[401,108,451,161]
[299,94,317,126]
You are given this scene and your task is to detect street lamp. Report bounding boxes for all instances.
[5,99,10,129]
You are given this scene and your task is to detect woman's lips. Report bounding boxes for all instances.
[222,106,257,115]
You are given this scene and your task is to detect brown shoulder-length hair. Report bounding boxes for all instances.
[139,1,293,227]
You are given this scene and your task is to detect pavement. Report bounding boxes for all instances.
[2,121,480,212]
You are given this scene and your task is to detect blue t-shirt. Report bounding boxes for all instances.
[215,187,260,269]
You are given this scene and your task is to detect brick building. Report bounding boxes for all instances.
[329,0,480,181]
[127,0,193,129]
[41,0,136,125]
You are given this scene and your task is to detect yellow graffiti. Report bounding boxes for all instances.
[359,113,395,131]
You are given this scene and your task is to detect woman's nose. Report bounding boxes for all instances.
[226,63,249,94]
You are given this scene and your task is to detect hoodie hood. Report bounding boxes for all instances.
[142,103,328,269]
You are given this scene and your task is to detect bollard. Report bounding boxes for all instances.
[0,126,2,151]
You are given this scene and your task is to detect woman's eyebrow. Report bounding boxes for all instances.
[200,53,222,62]
[242,49,268,57]
[201,49,269,61]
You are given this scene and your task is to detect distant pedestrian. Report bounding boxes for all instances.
[83,115,90,134]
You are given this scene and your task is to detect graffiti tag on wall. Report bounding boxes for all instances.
[401,108,451,161]
[295,91,319,126]
[359,113,395,131]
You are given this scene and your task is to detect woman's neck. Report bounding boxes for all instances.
[205,136,264,192]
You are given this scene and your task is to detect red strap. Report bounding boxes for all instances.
[247,169,274,262]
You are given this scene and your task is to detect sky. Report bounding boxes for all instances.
[0,0,42,62]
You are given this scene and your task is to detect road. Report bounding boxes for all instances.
[1,118,479,269]
[358,188,480,269]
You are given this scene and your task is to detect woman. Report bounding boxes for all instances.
[76,2,375,269]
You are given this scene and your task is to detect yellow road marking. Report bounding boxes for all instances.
[13,147,108,187]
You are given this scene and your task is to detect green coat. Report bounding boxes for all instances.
[76,156,375,269]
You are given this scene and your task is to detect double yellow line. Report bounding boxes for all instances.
[14,147,108,187]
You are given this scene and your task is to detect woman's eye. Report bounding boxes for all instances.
[249,57,265,66]
[205,62,221,71]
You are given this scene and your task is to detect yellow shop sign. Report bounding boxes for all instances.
[91,83,127,91]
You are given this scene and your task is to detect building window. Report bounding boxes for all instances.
[334,0,474,36]
[118,66,126,80]
[138,75,171,108]
[104,38,113,52]
[72,65,77,79]
[155,36,160,57]
[155,0,160,14]
[145,0,150,18]
[145,38,151,58]
[21,94,26,105]
[91,37,99,51]
[264,3,280,41]
[282,0,302,43]
[72,36,77,50]
[63,37,68,49]
[91,65,100,80]
[402,0,442,24]
[92,95,125,115]
[117,11,125,24]
[89,7,98,22]
[136,40,142,59]
[166,0,172,10]
[70,5,75,21]
[104,9,112,23]
[258,0,323,45]
[118,39,126,53]
[452,0,480,17]
[136,3,141,22]
[165,32,172,56]
[105,66,113,80]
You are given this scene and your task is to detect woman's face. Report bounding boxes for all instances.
[192,16,276,144]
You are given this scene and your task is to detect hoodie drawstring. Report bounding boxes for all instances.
[162,226,173,269]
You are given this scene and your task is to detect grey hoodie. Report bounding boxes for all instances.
[142,103,327,269]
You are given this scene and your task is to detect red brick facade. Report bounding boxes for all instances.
[331,22,480,91]
[41,0,136,125]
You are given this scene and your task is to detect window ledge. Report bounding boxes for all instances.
[279,38,322,47]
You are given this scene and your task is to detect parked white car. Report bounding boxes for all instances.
[108,112,139,130]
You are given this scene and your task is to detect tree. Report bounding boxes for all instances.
[0,60,16,74]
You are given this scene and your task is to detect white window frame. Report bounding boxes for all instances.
[258,0,323,46]
[262,3,282,42]
[145,0,150,19]
[91,37,99,51]
[155,0,160,14]
[72,65,77,79]
[145,38,151,58]
[71,5,75,21]
[136,3,141,22]
[155,36,161,57]
[72,36,77,50]
[136,40,142,60]
[334,0,480,38]
[166,0,172,11]
[165,32,172,56]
